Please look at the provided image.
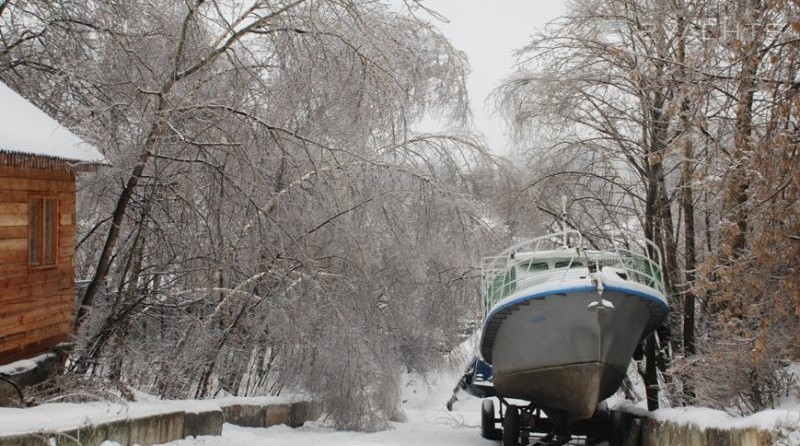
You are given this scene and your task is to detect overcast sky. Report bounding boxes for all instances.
[419,1,567,152]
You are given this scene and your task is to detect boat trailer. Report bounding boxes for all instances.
[447,358,631,446]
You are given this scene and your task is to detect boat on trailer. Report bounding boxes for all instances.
[475,228,668,446]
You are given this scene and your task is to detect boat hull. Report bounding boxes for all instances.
[493,361,624,420]
[480,284,667,420]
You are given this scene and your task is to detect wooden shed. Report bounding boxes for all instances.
[0,81,105,365]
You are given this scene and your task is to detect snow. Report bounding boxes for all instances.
[169,418,486,446]
[0,353,55,376]
[2,343,798,445]
[0,400,185,435]
[0,81,105,164]
[0,395,295,435]
[130,390,294,412]
[150,371,490,446]
[145,368,800,446]
[212,395,294,407]
[640,364,800,434]
[648,406,800,432]
[1,368,488,446]
[609,363,800,437]
[0,373,479,445]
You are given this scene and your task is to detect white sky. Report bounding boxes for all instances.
[418,1,567,152]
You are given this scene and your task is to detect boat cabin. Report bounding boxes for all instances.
[0,81,105,365]
[481,233,665,313]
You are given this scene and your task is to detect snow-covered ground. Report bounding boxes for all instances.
[146,367,800,446]
[2,343,798,445]
[2,365,799,445]
[147,371,491,446]
[0,395,292,435]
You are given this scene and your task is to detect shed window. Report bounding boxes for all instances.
[29,197,58,267]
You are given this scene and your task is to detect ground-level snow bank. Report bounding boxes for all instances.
[610,400,800,445]
[0,395,293,435]
[146,370,489,446]
[151,419,489,446]
[606,362,800,444]
[3,363,797,446]
[650,406,800,432]
[636,413,799,446]
[146,369,800,446]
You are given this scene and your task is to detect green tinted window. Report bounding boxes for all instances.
[521,261,549,272]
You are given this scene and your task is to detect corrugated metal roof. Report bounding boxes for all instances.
[0,80,106,165]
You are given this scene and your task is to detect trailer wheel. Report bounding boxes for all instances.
[481,399,502,440]
[502,404,520,446]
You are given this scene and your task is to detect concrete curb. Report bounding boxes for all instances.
[607,411,780,446]
[0,401,320,446]
[639,417,775,446]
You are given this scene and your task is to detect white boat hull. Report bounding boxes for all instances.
[480,278,667,420]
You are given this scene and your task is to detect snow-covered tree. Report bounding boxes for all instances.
[495,0,800,413]
[2,0,499,429]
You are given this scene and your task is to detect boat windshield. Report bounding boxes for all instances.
[554,260,583,269]
[519,261,549,272]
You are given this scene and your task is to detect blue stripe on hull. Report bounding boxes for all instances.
[479,284,668,365]
[484,284,667,325]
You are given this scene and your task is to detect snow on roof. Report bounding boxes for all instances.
[0,80,106,165]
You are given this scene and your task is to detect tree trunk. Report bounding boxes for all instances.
[677,8,697,358]
[723,1,764,260]
[75,107,169,331]
[644,334,659,411]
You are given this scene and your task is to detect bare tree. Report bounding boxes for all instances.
[495,0,800,413]
[495,0,700,410]
[2,0,500,429]
[687,0,800,414]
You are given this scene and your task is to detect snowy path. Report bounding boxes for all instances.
[133,367,800,446]
[155,372,492,446]
[163,416,488,446]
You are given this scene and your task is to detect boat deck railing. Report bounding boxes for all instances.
[481,230,665,314]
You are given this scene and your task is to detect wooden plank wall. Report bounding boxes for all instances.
[0,166,76,364]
